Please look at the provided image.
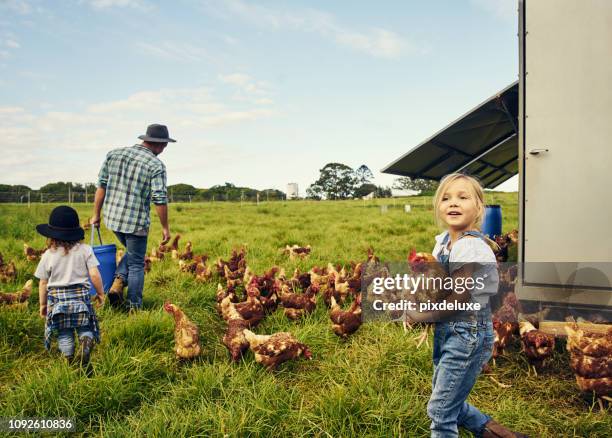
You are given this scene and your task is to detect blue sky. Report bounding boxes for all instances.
[1,0,519,194]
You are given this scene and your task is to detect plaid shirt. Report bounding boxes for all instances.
[98,144,168,233]
[45,285,100,350]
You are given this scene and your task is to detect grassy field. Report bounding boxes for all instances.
[0,194,610,437]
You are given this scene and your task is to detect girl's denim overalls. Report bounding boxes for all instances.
[427,231,495,438]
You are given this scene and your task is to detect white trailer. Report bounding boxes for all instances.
[517,0,612,310]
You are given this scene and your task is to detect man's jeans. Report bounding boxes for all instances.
[113,231,148,309]
[428,311,494,438]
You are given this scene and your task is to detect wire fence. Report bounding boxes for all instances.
[0,191,292,204]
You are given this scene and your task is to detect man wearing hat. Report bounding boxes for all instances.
[91,124,176,310]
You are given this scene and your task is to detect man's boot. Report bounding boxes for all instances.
[108,276,125,307]
[483,420,529,438]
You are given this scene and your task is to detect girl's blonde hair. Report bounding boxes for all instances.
[433,173,486,229]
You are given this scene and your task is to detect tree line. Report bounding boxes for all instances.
[0,166,438,203]
[0,182,285,203]
[305,163,438,200]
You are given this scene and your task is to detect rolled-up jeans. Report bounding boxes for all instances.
[427,310,494,438]
[57,327,94,357]
[113,231,148,309]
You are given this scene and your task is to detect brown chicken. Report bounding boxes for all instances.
[220,298,250,362]
[243,329,312,370]
[491,317,515,365]
[158,234,180,253]
[216,283,239,306]
[0,280,33,306]
[216,248,247,279]
[0,253,17,283]
[488,293,523,365]
[149,247,165,262]
[406,249,452,348]
[330,294,362,338]
[163,302,202,360]
[144,256,152,273]
[116,248,125,266]
[246,267,281,313]
[220,290,265,327]
[346,262,363,295]
[282,244,311,260]
[23,243,46,261]
[565,324,612,410]
[280,283,318,320]
[223,318,250,362]
[321,265,350,307]
[172,241,193,260]
[519,321,555,375]
[178,258,212,282]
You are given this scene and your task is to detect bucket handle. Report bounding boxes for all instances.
[90,225,103,246]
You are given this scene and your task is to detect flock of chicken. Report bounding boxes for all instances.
[0,233,609,408]
[148,237,364,370]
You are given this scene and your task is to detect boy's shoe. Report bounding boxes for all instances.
[77,336,94,367]
[108,277,125,307]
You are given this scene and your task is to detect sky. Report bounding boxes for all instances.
[0,0,519,194]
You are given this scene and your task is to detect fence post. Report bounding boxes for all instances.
[40,192,43,203]
[85,187,88,204]
[68,186,71,204]
[28,191,31,208]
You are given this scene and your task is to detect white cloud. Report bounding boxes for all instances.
[134,41,209,63]
[205,0,420,59]
[1,0,32,15]
[203,108,276,126]
[219,73,268,95]
[0,79,278,187]
[335,28,410,59]
[0,106,25,114]
[88,0,144,9]
[5,39,20,48]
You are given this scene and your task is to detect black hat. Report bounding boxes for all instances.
[138,123,176,143]
[36,206,84,241]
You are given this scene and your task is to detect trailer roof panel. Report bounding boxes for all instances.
[381,81,518,188]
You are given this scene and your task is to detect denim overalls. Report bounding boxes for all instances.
[427,231,495,438]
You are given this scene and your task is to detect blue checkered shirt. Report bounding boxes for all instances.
[98,144,168,233]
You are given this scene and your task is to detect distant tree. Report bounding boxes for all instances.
[376,186,392,198]
[393,177,439,195]
[354,183,377,198]
[307,163,360,200]
[355,165,374,185]
[305,185,323,200]
[168,184,197,195]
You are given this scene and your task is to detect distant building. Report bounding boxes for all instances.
[287,183,299,199]
[391,188,420,197]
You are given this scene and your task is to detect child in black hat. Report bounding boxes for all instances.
[34,205,105,366]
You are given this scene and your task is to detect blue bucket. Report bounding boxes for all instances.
[89,227,116,295]
[482,205,502,239]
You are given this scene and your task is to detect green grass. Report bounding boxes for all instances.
[0,194,610,437]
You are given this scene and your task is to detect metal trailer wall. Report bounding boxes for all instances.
[518,0,612,307]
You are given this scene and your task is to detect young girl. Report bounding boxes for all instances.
[407,174,527,438]
[34,205,105,366]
